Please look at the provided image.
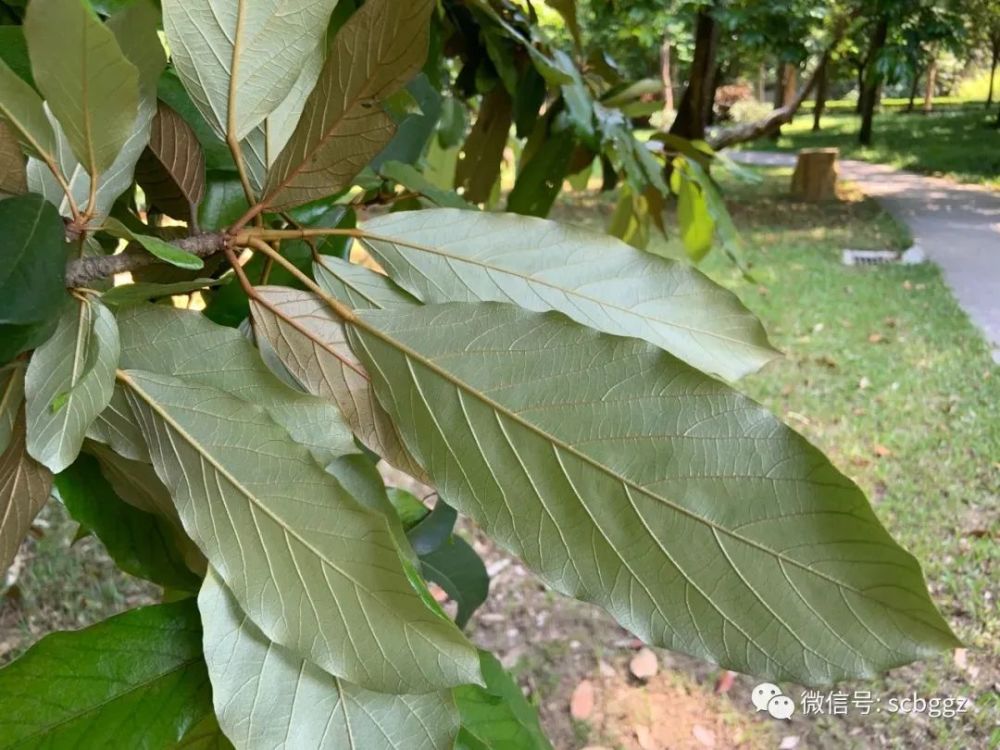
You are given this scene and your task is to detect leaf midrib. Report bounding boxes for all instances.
[121,371,387,596]
[360,231,777,358]
[350,311,948,636]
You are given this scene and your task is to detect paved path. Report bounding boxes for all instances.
[733,151,1000,363]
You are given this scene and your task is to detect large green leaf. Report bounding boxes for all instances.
[120,369,480,693]
[454,87,512,205]
[420,535,489,629]
[26,0,165,222]
[262,0,434,210]
[55,453,202,590]
[0,319,59,369]
[25,297,120,474]
[200,568,461,749]
[314,255,419,311]
[163,0,339,142]
[24,0,139,177]
[85,439,207,576]
[176,715,234,750]
[344,301,958,686]
[506,127,575,218]
[673,161,715,263]
[0,27,35,88]
[242,43,325,195]
[250,285,426,478]
[114,304,354,463]
[0,600,212,748]
[0,58,55,162]
[359,209,778,381]
[0,193,68,326]
[0,406,52,573]
[380,160,474,210]
[454,652,552,750]
[103,217,205,270]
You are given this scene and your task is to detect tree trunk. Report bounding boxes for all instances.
[812,63,827,131]
[669,4,719,140]
[923,55,937,113]
[773,63,785,109]
[705,62,723,126]
[855,62,865,113]
[987,36,999,109]
[906,68,921,112]
[783,64,798,108]
[791,148,839,201]
[858,15,889,146]
[757,63,766,102]
[660,36,674,114]
[769,63,796,138]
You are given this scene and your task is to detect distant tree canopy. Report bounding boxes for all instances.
[537,0,999,142]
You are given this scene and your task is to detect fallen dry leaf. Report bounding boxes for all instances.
[629,648,659,680]
[713,670,736,694]
[953,648,968,670]
[570,679,596,720]
[634,725,655,750]
[874,444,892,458]
[692,724,717,747]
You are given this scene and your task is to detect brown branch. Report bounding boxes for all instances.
[708,55,830,150]
[707,14,856,151]
[64,232,228,287]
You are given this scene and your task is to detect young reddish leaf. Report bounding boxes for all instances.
[262,0,435,210]
[135,102,207,224]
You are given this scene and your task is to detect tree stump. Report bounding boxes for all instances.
[791,148,838,201]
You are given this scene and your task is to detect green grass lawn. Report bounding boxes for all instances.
[744,105,1000,189]
[555,168,999,747]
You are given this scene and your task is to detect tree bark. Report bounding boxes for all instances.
[669,4,719,140]
[706,62,724,126]
[773,62,785,109]
[660,36,674,114]
[783,64,798,108]
[858,15,889,146]
[923,55,937,113]
[791,148,839,201]
[757,63,766,102]
[812,62,828,131]
[855,62,865,113]
[65,233,226,286]
[906,67,922,112]
[986,35,999,108]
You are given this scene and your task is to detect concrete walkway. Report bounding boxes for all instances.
[733,151,1000,363]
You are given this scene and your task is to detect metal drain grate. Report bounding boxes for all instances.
[841,249,899,266]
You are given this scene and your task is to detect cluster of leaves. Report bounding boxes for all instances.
[363,0,754,260]
[0,0,959,747]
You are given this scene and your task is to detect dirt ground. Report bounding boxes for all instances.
[465,524,784,750]
[466,527,996,750]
